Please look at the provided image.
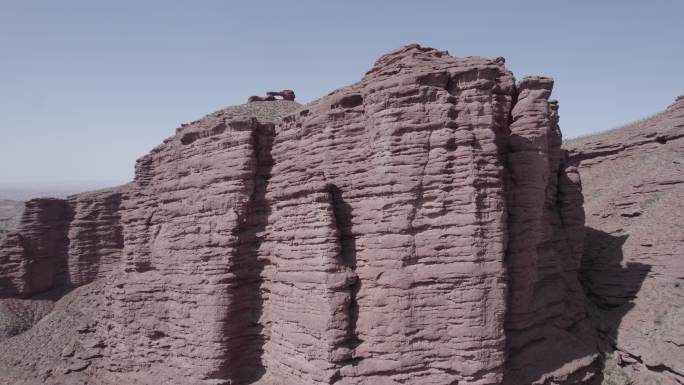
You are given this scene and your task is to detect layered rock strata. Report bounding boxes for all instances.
[0,198,72,297]
[256,45,514,385]
[89,45,591,385]
[503,77,596,385]
[565,96,684,385]
[0,187,125,298]
[0,45,613,385]
[96,101,300,384]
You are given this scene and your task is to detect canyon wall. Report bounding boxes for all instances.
[257,45,516,385]
[0,187,125,298]
[3,45,680,385]
[503,77,596,385]
[565,96,684,385]
[96,101,300,384]
[0,198,72,297]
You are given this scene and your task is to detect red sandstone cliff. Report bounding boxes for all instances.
[0,45,680,385]
[0,187,125,299]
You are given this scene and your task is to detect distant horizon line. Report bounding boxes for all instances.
[0,179,129,189]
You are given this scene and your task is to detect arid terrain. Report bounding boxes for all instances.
[566,96,684,384]
[0,45,681,385]
[0,200,23,238]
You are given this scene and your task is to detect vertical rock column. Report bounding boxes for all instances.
[67,189,125,287]
[0,198,72,297]
[260,45,516,385]
[0,188,126,298]
[258,182,356,384]
[98,116,280,385]
[0,233,30,296]
[504,77,596,385]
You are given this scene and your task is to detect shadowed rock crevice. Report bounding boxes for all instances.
[326,184,361,364]
[403,127,433,267]
[67,190,125,287]
[579,228,651,385]
[2,45,680,385]
[0,198,74,298]
[565,95,684,384]
[503,77,601,385]
[218,122,275,384]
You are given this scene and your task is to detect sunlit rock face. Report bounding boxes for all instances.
[0,44,635,385]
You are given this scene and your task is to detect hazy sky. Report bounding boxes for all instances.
[1,1,682,187]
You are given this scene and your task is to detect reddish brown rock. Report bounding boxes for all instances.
[66,188,125,287]
[0,198,72,297]
[85,45,591,385]
[0,296,55,339]
[255,44,518,385]
[249,90,296,103]
[565,95,684,385]
[7,44,676,385]
[503,76,597,385]
[95,100,300,384]
[267,90,296,101]
[0,187,126,298]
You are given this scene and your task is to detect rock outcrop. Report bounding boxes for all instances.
[0,187,125,298]
[0,198,72,297]
[94,100,300,385]
[503,77,596,385]
[249,90,296,103]
[565,95,684,385]
[66,188,125,287]
[1,44,680,385]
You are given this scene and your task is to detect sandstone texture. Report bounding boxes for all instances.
[0,45,681,385]
[565,96,684,385]
[0,187,125,298]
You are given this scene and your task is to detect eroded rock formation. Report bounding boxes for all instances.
[249,90,296,103]
[565,95,684,385]
[0,187,125,299]
[0,45,681,385]
[503,76,596,385]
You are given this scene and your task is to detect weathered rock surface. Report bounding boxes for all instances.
[503,77,596,385]
[0,188,125,350]
[1,45,680,385]
[257,45,516,385]
[0,187,126,299]
[0,296,55,340]
[565,95,684,385]
[97,100,301,384]
[0,198,73,297]
[249,90,296,103]
[0,281,107,384]
[66,188,125,287]
[0,44,592,385]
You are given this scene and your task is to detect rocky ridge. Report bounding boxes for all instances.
[565,95,684,385]
[0,45,681,385]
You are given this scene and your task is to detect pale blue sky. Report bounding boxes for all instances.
[1,1,682,187]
